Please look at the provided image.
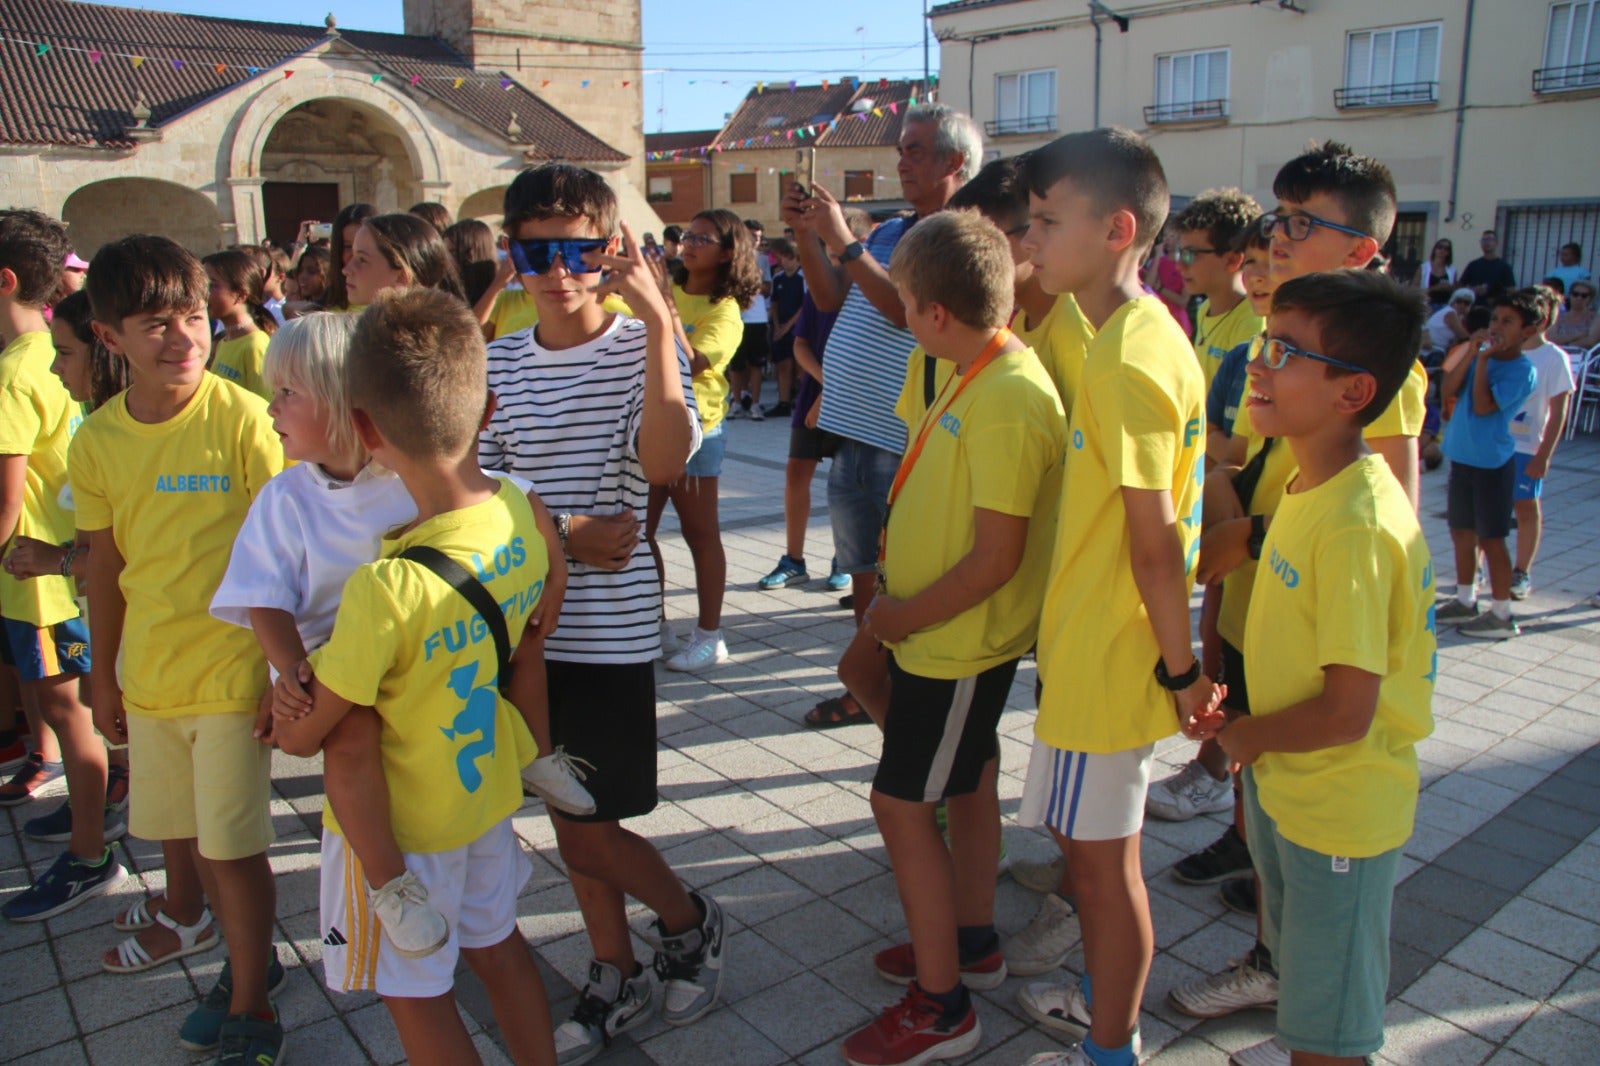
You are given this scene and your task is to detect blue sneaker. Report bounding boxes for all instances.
[2,847,125,922]
[215,1010,285,1065]
[826,558,850,592]
[758,554,810,590]
[25,786,131,843]
[179,951,288,1052]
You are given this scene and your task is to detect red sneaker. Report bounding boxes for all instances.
[842,984,981,1066]
[873,941,1008,991]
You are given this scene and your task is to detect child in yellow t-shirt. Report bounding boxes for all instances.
[273,290,557,1064]
[0,210,114,925]
[1172,188,1266,395]
[73,236,285,1059]
[1215,270,1435,1066]
[1014,130,1219,1066]
[203,248,276,401]
[836,211,1065,1066]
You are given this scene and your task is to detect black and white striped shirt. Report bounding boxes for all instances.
[480,315,701,664]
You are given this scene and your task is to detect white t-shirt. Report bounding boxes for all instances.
[1511,341,1576,455]
[479,314,701,664]
[741,254,771,324]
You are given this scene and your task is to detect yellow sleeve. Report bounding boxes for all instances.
[1101,367,1181,491]
[243,332,272,402]
[0,382,40,456]
[67,430,111,531]
[1312,526,1393,678]
[895,347,924,430]
[690,298,744,375]
[967,409,1059,518]
[310,566,402,708]
[1364,361,1427,439]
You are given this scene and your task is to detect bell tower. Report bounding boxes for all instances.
[403,0,645,186]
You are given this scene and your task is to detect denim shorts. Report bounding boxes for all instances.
[826,439,901,574]
[685,422,725,479]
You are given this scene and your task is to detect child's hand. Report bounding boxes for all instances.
[1216,715,1257,771]
[863,593,913,644]
[801,184,853,255]
[2,536,65,580]
[588,222,671,318]
[272,659,315,720]
[565,511,640,571]
[1176,674,1226,740]
[93,687,127,746]
[252,687,277,746]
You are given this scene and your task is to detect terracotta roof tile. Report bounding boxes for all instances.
[817,80,921,148]
[708,79,925,154]
[0,0,625,160]
[645,129,719,154]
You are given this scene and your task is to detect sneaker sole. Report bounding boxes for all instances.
[842,1019,981,1066]
[1019,993,1088,1038]
[521,783,597,817]
[1146,795,1234,822]
[7,862,127,923]
[1167,989,1278,1019]
[386,927,451,959]
[874,962,1009,991]
[1171,865,1252,886]
[663,655,731,673]
[1460,627,1517,641]
[758,575,810,590]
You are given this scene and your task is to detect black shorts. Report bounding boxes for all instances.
[789,423,841,462]
[727,328,769,373]
[1447,458,1515,540]
[770,335,796,363]
[546,659,657,822]
[1220,639,1251,716]
[874,655,1020,803]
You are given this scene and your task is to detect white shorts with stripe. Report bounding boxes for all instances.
[1017,739,1155,841]
[319,816,531,998]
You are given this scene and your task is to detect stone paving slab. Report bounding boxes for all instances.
[4,420,1600,1065]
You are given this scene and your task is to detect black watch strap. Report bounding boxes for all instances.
[839,240,866,264]
[1154,656,1202,691]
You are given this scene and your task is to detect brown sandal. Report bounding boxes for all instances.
[803,694,869,729]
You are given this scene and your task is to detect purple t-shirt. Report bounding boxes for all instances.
[792,292,839,429]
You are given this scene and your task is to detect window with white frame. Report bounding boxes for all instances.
[1339,22,1441,107]
[1538,1,1600,92]
[1150,48,1230,122]
[992,69,1055,135]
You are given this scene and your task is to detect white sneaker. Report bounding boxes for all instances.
[1005,892,1079,977]
[521,747,597,816]
[1146,759,1233,821]
[1018,980,1091,1039]
[370,871,449,958]
[554,959,654,1065]
[1230,1037,1291,1066]
[1168,947,1279,1018]
[1025,1049,1092,1066]
[659,620,682,657]
[1010,853,1065,895]
[665,628,729,672]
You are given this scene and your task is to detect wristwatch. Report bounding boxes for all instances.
[1154,656,1202,691]
[556,513,572,549]
[838,240,866,264]
[1246,514,1267,561]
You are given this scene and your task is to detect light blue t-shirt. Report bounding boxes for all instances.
[1442,355,1537,469]
[816,216,917,454]
[1549,264,1591,293]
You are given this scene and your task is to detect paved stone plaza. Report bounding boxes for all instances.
[4,419,1600,1065]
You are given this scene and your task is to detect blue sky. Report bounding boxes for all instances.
[82,0,940,133]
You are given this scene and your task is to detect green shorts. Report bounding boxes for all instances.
[1243,769,1399,1058]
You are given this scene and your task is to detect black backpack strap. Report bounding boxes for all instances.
[398,546,511,693]
[923,353,937,408]
[1230,435,1276,512]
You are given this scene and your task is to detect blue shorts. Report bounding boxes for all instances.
[0,614,91,682]
[826,439,901,574]
[1512,452,1543,501]
[685,422,725,479]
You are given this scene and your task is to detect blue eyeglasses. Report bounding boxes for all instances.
[1260,211,1371,243]
[1254,336,1373,377]
[506,237,607,276]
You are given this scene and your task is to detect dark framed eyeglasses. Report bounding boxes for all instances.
[1255,336,1372,377]
[1177,247,1223,266]
[506,237,607,276]
[1260,211,1370,243]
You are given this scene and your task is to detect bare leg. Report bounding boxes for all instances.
[874,790,959,993]
[461,932,557,1066]
[667,476,726,632]
[775,359,794,404]
[385,993,481,1066]
[1061,831,1149,1051]
[1450,528,1478,589]
[784,458,819,561]
[837,626,891,727]
[554,818,700,967]
[200,847,276,1014]
[30,672,106,860]
[1481,537,1513,600]
[1514,498,1541,573]
[944,759,1001,928]
[323,708,405,889]
[104,838,208,968]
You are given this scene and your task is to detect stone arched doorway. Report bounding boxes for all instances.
[62,179,222,258]
[257,98,425,246]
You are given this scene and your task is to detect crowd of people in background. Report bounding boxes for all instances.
[1,99,1598,1066]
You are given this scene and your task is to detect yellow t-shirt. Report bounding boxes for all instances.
[1016,294,1094,415]
[312,480,545,853]
[1035,296,1207,753]
[1218,359,1429,647]
[885,346,1066,678]
[1244,454,1436,857]
[211,331,272,402]
[0,332,81,628]
[68,374,283,717]
[1192,297,1265,395]
[673,285,743,435]
[487,289,633,340]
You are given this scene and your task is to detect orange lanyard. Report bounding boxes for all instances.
[886,328,1013,513]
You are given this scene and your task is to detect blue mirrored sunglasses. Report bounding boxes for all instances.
[507,237,607,276]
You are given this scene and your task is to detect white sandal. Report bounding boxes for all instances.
[113,894,167,933]
[102,906,218,974]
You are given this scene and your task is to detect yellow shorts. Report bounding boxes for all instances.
[126,712,274,860]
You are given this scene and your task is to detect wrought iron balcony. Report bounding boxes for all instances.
[1142,99,1229,124]
[1533,62,1600,94]
[1334,81,1438,108]
[984,115,1057,137]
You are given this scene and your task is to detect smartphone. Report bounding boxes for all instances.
[794,148,816,197]
[308,222,332,240]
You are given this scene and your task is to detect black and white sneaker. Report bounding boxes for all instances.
[650,890,726,1026]
[554,960,654,1066]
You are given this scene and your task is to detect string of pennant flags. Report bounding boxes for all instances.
[646,87,930,163]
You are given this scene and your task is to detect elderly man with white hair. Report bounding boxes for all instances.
[781,103,984,730]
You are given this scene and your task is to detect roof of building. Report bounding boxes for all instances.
[0,0,626,160]
[705,79,925,154]
[645,129,721,153]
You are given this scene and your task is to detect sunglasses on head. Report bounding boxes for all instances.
[506,237,607,276]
